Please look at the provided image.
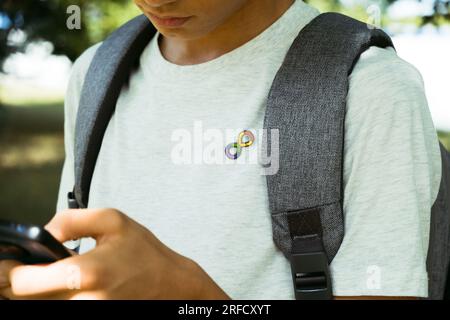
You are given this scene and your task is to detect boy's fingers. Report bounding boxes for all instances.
[0,286,87,300]
[6,254,95,296]
[0,260,22,289]
[0,287,14,300]
[1,208,126,297]
[45,208,125,242]
[0,286,100,300]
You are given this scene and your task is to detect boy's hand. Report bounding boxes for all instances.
[0,209,229,300]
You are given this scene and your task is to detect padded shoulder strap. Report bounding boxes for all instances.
[264,12,393,299]
[427,143,450,299]
[71,15,156,209]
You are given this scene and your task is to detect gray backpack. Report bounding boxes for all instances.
[68,12,450,299]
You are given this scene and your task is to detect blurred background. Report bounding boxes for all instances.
[0,0,449,225]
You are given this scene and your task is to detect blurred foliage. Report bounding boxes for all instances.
[0,0,140,66]
[0,0,449,69]
[308,0,450,26]
[386,0,450,25]
[439,131,450,150]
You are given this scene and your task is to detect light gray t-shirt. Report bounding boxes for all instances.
[57,0,442,298]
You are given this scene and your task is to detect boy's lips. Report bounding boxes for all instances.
[148,13,192,28]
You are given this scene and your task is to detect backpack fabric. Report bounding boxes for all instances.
[428,143,450,299]
[68,12,450,299]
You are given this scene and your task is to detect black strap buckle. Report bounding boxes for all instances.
[65,191,81,253]
[290,250,332,300]
[67,191,80,209]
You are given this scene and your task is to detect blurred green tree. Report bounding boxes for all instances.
[0,0,140,67]
[385,0,450,25]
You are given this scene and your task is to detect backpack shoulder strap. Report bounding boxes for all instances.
[69,15,156,209]
[264,12,394,299]
[428,143,450,299]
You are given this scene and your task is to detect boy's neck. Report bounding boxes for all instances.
[159,0,295,66]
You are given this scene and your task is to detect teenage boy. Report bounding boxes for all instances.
[0,0,442,299]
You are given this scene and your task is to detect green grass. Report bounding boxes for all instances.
[0,161,63,225]
[0,83,65,107]
[0,103,64,225]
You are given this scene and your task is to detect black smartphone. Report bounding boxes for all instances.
[0,220,71,264]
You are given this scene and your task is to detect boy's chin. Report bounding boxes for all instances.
[145,17,212,41]
[156,28,208,41]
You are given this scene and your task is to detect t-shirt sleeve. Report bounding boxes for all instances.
[329,46,442,298]
[55,44,102,213]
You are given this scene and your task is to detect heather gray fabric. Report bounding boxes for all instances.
[74,15,156,208]
[71,11,449,299]
[264,12,393,263]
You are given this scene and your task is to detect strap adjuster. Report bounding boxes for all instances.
[65,191,81,253]
[290,250,332,300]
[67,191,80,209]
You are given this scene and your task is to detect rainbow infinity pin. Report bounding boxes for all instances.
[225,130,255,160]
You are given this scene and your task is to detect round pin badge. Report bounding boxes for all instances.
[225,142,242,160]
[237,130,255,148]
